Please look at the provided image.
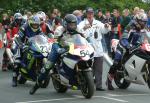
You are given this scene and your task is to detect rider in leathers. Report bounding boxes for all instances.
[106,14,148,90]
[12,15,42,87]
[2,13,25,71]
[30,14,84,94]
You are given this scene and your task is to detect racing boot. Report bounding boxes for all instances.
[12,64,20,87]
[106,73,114,90]
[2,52,8,71]
[30,60,53,95]
[12,72,18,87]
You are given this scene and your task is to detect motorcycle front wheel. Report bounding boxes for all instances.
[114,70,131,89]
[18,75,27,84]
[80,71,94,99]
[41,75,50,88]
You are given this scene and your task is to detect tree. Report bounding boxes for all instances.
[0,0,149,16]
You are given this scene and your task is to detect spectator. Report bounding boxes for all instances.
[2,13,10,31]
[111,9,122,39]
[96,9,105,23]
[73,10,83,24]
[132,7,140,19]
[121,9,131,33]
[102,10,113,56]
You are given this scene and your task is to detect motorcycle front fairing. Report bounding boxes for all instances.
[124,31,150,85]
[29,34,52,58]
[62,34,94,69]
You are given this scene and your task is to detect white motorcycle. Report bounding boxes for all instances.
[114,31,150,89]
[51,34,95,99]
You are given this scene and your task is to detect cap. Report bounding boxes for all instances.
[86,7,94,13]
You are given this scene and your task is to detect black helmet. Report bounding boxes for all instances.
[63,14,77,32]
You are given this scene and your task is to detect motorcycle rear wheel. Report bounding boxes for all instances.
[52,77,68,93]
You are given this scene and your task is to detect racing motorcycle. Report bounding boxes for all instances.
[15,34,53,87]
[51,34,95,99]
[114,31,150,89]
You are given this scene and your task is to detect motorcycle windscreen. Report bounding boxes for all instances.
[28,34,51,57]
[68,34,94,60]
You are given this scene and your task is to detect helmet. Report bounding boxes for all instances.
[14,13,23,25]
[134,14,148,30]
[36,11,46,23]
[14,13,22,20]
[28,15,41,32]
[63,14,77,32]
[134,14,148,22]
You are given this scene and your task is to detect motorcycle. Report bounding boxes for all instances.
[114,31,150,89]
[15,34,53,87]
[51,34,95,99]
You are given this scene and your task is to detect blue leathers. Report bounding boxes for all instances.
[12,23,42,87]
[113,30,141,63]
[18,23,42,43]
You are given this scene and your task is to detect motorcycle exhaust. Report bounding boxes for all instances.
[6,48,14,64]
[103,53,113,67]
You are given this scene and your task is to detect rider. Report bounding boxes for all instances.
[10,13,26,35]
[106,13,148,90]
[36,11,54,38]
[12,15,42,87]
[2,13,25,71]
[30,14,84,94]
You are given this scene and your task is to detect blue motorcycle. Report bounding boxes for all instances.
[16,34,53,88]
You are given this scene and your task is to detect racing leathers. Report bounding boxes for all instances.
[12,23,42,87]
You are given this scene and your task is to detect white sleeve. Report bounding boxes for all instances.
[77,21,91,38]
[97,21,111,34]
[54,26,65,38]
[77,21,85,33]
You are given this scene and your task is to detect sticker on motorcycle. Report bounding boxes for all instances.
[80,50,90,57]
[40,46,48,53]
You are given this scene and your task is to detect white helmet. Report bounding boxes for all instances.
[134,13,148,22]
[14,13,23,20]
[28,15,41,32]
[36,11,46,22]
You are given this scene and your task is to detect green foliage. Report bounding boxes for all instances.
[0,0,149,16]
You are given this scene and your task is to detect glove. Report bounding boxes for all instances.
[126,44,131,50]
[48,33,54,38]
[22,45,29,53]
[57,48,67,54]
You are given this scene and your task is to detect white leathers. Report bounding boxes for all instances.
[78,18,111,57]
